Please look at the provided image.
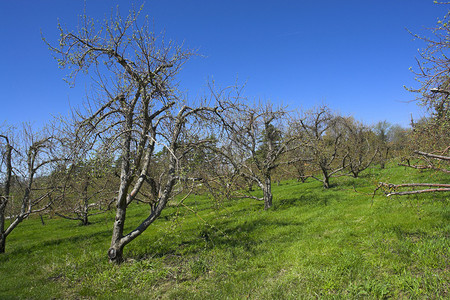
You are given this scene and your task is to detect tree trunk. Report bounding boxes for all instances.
[109,192,127,263]
[0,215,23,255]
[81,212,89,226]
[262,175,273,210]
[322,174,330,189]
[0,233,5,254]
[108,120,133,264]
[321,167,330,189]
[109,160,130,264]
[0,198,7,253]
[0,142,12,254]
[81,181,89,226]
[108,242,124,264]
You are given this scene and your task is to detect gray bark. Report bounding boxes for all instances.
[261,175,273,210]
[0,138,12,253]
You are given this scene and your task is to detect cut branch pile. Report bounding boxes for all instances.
[374,149,449,197]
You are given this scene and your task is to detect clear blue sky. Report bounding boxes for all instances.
[0,0,447,128]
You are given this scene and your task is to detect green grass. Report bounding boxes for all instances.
[0,164,448,299]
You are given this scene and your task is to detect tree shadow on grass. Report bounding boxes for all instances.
[129,215,307,262]
[125,183,352,261]
[3,229,111,259]
[275,192,342,210]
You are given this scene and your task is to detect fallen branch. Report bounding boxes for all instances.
[374,182,450,198]
[386,188,450,196]
[414,150,450,161]
[381,183,450,188]
[398,163,450,174]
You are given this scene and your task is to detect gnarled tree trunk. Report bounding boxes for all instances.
[260,175,273,210]
[0,139,12,254]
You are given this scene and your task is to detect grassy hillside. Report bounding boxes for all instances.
[0,164,448,299]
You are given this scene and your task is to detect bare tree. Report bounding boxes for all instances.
[372,120,391,169]
[284,131,314,183]
[214,101,296,210]
[341,117,378,178]
[46,116,118,225]
[407,12,450,121]
[46,7,229,263]
[376,5,450,198]
[0,129,13,254]
[53,155,117,225]
[293,106,348,189]
[0,124,64,253]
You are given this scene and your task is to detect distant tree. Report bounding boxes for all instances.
[388,124,410,155]
[53,156,117,225]
[49,118,118,225]
[283,124,313,183]
[214,101,296,210]
[372,120,392,169]
[46,7,230,263]
[341,117,378,178]
[293,106,348,188]
[0,124,65,253]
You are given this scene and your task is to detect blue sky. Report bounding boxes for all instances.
[0,0,447,128]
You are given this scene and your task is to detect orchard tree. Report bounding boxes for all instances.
[407,4,450,124]
[377,4,450,197]
[0,130,12,253]
[0,124,65,253]
[372,121,409,168]
[406,2,449,152]
[341,117,378,178]
[285,127,314,183]
[294,106,348,188]
[215,101,296,210]
[50,118,118,225]
[373,120,391,169]
[53,156,117,225]
[46,7,229,263]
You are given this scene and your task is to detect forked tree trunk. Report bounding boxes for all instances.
[108,176,175,263]
[108,137,177,263]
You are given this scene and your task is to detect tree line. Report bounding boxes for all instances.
[1,5,448,262]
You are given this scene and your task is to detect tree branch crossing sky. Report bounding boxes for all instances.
[0,0,447,128]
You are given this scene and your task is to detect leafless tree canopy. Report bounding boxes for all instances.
[45,7,235,263]
[210,100,297,210]
[0,124,65,253]
[291,106,348,188]
[375,7,450,198]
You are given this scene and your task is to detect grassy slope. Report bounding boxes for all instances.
[0,164,448,299]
